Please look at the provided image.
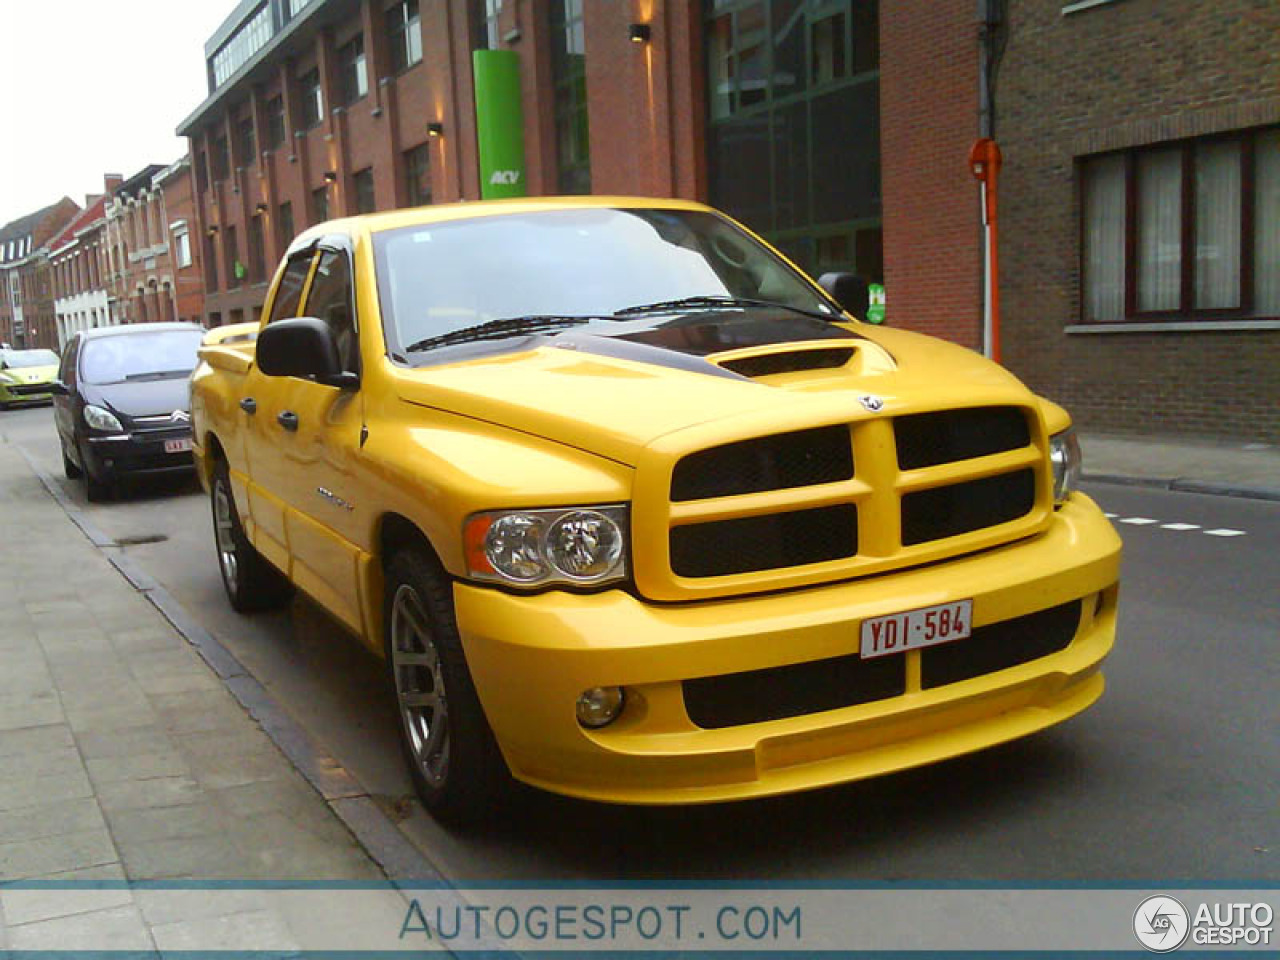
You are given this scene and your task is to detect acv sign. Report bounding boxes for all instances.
[489,170,521,185]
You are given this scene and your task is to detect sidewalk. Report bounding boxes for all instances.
[0,437,412,951]
[1078,431,1280,501]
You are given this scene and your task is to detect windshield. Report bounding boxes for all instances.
[373,208,837,355]
[79,330,204,385]
[2,349,59,369]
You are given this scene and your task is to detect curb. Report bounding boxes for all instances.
[1083,472,1280,503]
[13,441,513,955]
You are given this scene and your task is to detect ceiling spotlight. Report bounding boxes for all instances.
[255,202,269,214]
[427,122,444,138]
[629,23,651,44]
[323,170,338,183]
[206,224,220,235]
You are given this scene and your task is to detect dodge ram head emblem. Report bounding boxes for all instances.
[858,394,885,413]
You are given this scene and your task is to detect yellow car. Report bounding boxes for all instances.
[0,348,60,407]
[190,198,1121,822]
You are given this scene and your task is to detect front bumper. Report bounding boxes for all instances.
[454,493,1121,805]
[83,429,195,481]
[0,382,53,404]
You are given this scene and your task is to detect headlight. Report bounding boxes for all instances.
[464,505,628,588]
[1049,428,1082,504]
[83,404,124,433]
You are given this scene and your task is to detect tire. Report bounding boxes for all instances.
[211,458,292,612]
[61,441,82,479]
[384,548,510,824]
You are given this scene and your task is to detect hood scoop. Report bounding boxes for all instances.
[716,346,857,378]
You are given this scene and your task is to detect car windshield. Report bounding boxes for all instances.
[373,208,837,355]
[79,330,204,385]
[3,349,59,369]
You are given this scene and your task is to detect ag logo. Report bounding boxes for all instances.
[1134,895,1190,953]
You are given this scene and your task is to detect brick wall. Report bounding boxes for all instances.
[879,0,982,349]
[997,0,1280,441]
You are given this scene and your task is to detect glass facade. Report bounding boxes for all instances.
[705,0,882,281]
[550,0,590,195]
[211,3,271,89]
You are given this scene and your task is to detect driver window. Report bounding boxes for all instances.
[268,254,314,324]
[302,249,358,374]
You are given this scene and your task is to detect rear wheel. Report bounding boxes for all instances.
[385,548,510,824]
[211,458,291,612]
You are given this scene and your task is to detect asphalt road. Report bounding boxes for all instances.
[3,404,1276,882]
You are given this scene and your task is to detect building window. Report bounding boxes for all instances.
[387,0,423,73]
[299,68,323,127]
[224,225,242,288]
[472,0,503,49]
[248,215,267,283]
[174,231,192,268]
[312,186,330,225]
[338,35,368,105]
[237,115,256,166]
[550,0,590,195]
[404,143,431,207]
[278,201,295,252]
[354,167,377,214]
[204,233,220,291]
[1080,127,1280,323]
[266,96,286,149]
[210,3,272,89]
[212,136,230,180]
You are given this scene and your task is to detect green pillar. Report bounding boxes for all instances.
[473,50,527,200]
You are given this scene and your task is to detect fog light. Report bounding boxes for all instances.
[576,686,624,728]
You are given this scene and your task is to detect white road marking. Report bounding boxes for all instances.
[1203,528,1247,538]
[1118,517,1159,525]
[1160,523,1201,531]
[1104,512,1118,518]
[1105,515,1249,538]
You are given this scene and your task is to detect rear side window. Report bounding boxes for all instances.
[268,254,314,324]
[59,338,79,387]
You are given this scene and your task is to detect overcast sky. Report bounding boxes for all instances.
[0,1,231,228]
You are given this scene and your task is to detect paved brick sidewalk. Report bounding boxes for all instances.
[0,437,408,950]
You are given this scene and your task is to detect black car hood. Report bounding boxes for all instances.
[81,376,191,422]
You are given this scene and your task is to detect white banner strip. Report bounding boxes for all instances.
[0,887,1274,952]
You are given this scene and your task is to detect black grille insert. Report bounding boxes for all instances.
[684,648,905,728]
[670,504,857,578]
[921,599,1082,688]
[901,469,1036,546]
[671,425,852,501]
[719,348,855,378]
[895,406,1030,470]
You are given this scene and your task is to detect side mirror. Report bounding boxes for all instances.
[50,381,70,396]
[256,317,357,389]
[817,272,870,322]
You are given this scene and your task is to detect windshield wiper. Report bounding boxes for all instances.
[615,295,836,323]
[123,369,193,381]
[404,315,609,353]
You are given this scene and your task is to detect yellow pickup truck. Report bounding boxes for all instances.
[191,197,1121,823]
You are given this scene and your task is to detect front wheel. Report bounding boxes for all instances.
[384,548,510,824]
[211,459,291,612]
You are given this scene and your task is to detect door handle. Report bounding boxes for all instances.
[239,397,257,414]
[276,411,299,432]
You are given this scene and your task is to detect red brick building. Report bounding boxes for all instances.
[0,198,81,350]
[50,192,112,348]
[105,161,206,330]
[179,0,1278,439]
